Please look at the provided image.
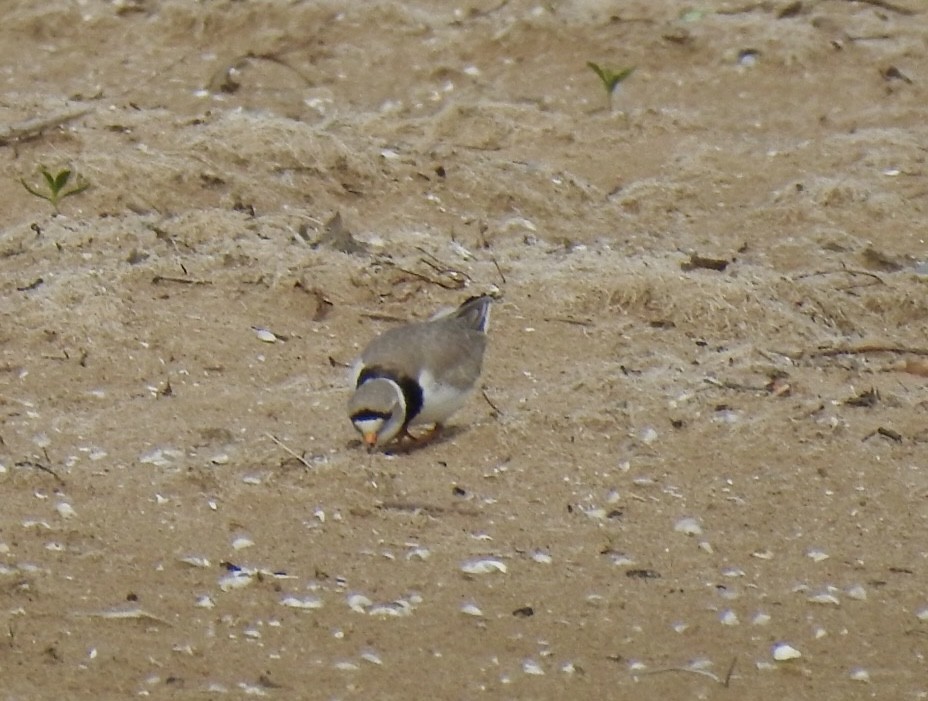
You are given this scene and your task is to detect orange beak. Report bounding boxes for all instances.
[363,432,378,448]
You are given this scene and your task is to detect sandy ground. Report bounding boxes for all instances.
[2,0,928,698]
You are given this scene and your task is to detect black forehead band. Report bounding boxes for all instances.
[351,409,392,422]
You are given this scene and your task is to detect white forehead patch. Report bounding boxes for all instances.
[352,417,384,436]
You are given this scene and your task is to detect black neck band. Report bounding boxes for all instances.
[358,366,424,426]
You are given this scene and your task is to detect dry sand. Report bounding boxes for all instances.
[1,0,927,698]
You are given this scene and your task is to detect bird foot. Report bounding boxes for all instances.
[391,424,444,452]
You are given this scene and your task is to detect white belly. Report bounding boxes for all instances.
[411,369,471,426]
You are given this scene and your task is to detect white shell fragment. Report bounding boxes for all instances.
[808,591,841,606]
[522,659,545,676]
[179,555,211,568]
[368,601,413,618]
[231,535,255,551]
[55,502,76,519]
[347,593,373,613]
[772,643,802,661]
[846,584,867,601]
[531,550,553,565]
[720,609,739,626]
[77,605,169,624]
[218,571,254,591]
[674,517,703,536]
[252,327,278,343]
[849,668,870,682]
[360,649,383,665]
[280,595,323,610]
[406,547,431,561]
[461,558,507,575]
[806,548,829,562]
[460,602,484,617]
[347,592,418,617]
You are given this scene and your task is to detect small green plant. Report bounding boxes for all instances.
[587,62,636,112]
[21,166,90,212]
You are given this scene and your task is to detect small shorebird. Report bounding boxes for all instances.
[347,295,492,450]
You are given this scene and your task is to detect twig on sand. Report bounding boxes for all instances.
[15,449,64,484]
[639,657,737,687]
[151,275,212,286]
[844,0,914,15]
[266,433,313,469]
[489,254,507,285]
[811,344,928,358]
[0,106,93,145]
[397,266,467,290]
[704,376,768,392]
[792,269,885,288]
[481,389,503,416]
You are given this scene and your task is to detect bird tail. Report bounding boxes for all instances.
[454,295,492,333]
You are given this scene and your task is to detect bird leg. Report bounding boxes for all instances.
[390,424,444,452]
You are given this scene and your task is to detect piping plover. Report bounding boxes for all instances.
[348,295,492,450]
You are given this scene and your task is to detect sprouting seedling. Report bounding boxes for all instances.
[21,166,90,212]
[587,62,636,112]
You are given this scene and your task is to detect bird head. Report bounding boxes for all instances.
[347,378,407,449]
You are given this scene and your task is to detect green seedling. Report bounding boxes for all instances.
[21,167,90,212]
[587,62,636,112]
